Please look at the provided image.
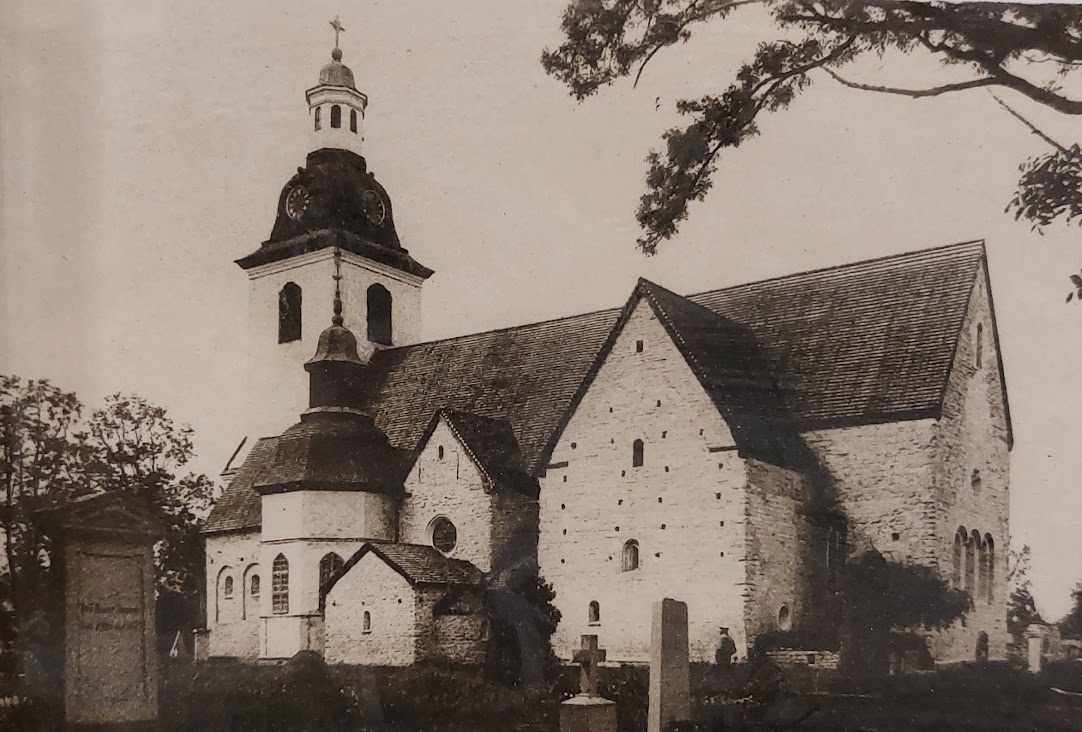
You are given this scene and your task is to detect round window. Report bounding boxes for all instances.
[430,517,457,554]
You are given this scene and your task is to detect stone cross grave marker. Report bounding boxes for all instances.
[560,634,617,732]
[39,492,163,727]
[648,597,691,732]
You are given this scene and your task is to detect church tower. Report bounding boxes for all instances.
[234,18,434,446]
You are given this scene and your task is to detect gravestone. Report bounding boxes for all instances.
[40,492,162,726]
[1025,623,1048,673]
[559,635,617,732]
[648,598,690,732]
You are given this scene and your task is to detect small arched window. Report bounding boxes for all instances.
[330,104,342,128]
[272,554,289,615]
[367,283,393,345]
[319,552,345,589]
[778,605,792,631]
[314,106,322,131]
[588,601,600,624]
[632,439,644,468]
[278,282,302,343]
[976,323,984,368]
[984,534,995,604]
[223,575,234,599]
[350,108,358,133]
[971,469,982,494]
[622,539,640,572]
[250,574,260,597]
[362,610,372,633]
[438,445,445,461]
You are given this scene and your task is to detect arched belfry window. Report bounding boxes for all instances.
[350,109,358,133]
[588,601,600,624]
[278,283,302,344]
[272,554,289,615]
[330,104,342,128]
[319,552,345,590]
[632,439,644,468]
[976,323,984,368]
[622,539,640,572]
[314,106,322,131]
[367,283,393,345]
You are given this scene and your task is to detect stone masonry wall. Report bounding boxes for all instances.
[540,298,751,663]
[743,460,810,643]
[324,555,416,665]
[400,420,495,572]
[205,530,262,658]
[930,262,1011,663]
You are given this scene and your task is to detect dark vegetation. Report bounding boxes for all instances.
[543,1,1082,292]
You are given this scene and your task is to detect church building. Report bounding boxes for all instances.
[202,31,1012,668]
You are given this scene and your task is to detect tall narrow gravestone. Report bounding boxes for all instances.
[649,598,691,732]
[40,492,162,727]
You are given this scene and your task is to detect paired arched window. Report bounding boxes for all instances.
[632,439,644,468]
[964,531,977,591]
[314,106,322,131]
[319,552,345,590]
[350,109,358,133]
[272,554,289,615]
[362,610,372,633]
[223,575,234,599]
[954,526,996,604]
[588,601,600,624]
[367,283,393,345]
[278,283,302,343]
[976,323,984,368]
[330,104,342,128]
[622,539,640,572]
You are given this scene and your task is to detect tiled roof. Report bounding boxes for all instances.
[331,541,484,590]
[206,240,995,534]
[206,436,278,533]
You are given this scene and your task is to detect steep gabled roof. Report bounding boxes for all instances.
[325,541,483,598]
[206,436,279,533]
[207,240,1001,534]
[412,410,539,497]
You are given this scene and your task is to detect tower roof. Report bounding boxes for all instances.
[318,50,357,89]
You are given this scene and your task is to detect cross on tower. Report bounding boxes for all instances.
[572,634,607,698]
[329,15,346,50]
[331,248,344,326]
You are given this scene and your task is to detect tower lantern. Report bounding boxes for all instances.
[306,15,367,155]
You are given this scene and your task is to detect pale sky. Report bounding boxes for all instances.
[2,1,1080,618]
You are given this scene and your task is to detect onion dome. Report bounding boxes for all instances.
[319,47,357,89]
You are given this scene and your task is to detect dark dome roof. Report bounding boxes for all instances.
[251,412,410,495]
[308,323,363,366]
[319,56,356,89]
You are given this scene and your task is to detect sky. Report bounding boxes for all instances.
[2,1,1081,618]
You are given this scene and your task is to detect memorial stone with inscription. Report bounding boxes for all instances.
[41,492,162,726]
[648,598,691,732]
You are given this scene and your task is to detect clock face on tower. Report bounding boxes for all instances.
[362,189,386,227]
[285,185,310,221]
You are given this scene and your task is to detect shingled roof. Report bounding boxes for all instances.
[206,240,1000,534]
[415,410,539,497]
[328,541,483,592]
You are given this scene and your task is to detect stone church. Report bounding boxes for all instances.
[202,37,1012,668]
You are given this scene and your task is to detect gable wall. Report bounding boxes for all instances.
[324,556,417,665]
[400,420,496,571]
[930,261,1011,662]
[539,299,751,663]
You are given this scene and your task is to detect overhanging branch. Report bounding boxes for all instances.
[823,68,998,98]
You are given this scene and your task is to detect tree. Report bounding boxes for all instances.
[0,376,213,676]
[543,1,1082,281]
[1060,581,1082,640]
[1006,544,1042,646]
[840,551,970,672]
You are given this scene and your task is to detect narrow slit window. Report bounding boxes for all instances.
[362,610,372,633]
[314,106,322,131]
[632,439,644,468]
[350,108,358,133]
[976,323,984,368]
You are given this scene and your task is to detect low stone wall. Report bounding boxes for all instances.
[765,649,840,670]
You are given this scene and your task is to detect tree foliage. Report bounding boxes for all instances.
[1059,582,1082,640]
[543,1,1082,267]
[1006,543,1041,643]
[0,375,213,671]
